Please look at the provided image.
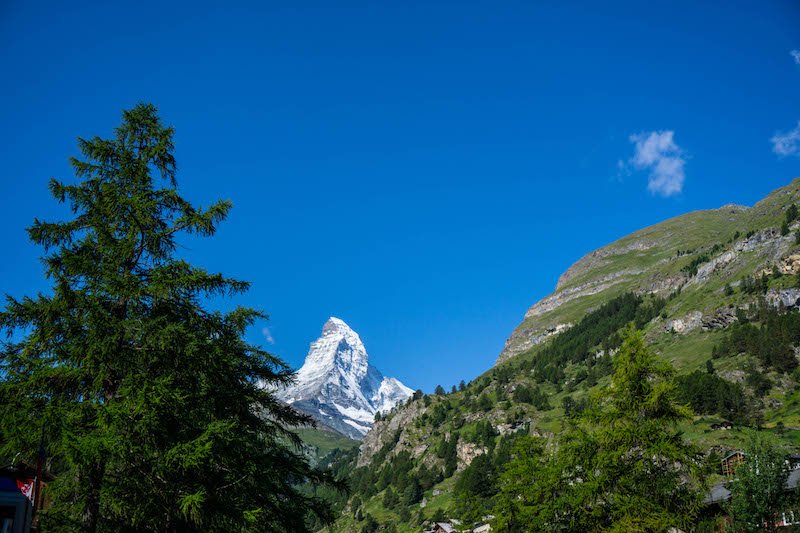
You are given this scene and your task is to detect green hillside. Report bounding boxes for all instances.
[322,179,800,532]
[297,427,359,463]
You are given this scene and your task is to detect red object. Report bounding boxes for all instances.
[15,478,34,502]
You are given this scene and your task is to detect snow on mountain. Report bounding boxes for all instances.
[277,317,413,439]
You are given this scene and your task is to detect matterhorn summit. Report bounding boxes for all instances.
[277,317,413,439]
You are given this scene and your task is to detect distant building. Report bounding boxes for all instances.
[721,451,745,477]
[433,522,456,533]
[704,464,800,528]
[710,421,733,431]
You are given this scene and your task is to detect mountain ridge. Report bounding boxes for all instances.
[497,179,800,363]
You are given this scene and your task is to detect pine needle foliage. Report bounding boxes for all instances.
[0,103,337,532]
[495,327,705,532]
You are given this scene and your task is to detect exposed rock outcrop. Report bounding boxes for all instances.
[666,311,703,334]
[701,308,737,330]
[766,288,800,309]
[357,398,425,467]
[456,442,487,471]
[780,254,800,275]
[689,251,738,285]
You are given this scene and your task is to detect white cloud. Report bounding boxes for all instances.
[791,50,800,65]
[771,122,800,157]
[262,326,275,344]
[626,130,686,197]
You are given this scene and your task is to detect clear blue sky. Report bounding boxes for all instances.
[1,1,799,392]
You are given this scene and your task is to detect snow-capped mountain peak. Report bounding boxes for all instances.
[278,317,413,439]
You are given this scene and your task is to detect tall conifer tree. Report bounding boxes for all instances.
[495,327,705,532]
[0,104,335,532]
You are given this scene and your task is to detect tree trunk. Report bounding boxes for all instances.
[81,461,105,533]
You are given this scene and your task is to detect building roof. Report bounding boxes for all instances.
[722,451,745,461]
[435,523,455,533]
[705,466,800,504]
[704,482,731,504]
[788,467,800,490]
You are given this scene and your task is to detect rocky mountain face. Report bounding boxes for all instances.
[278,317,413,440]
[497,184,800,363]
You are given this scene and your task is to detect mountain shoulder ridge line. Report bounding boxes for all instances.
[498,178,800,363]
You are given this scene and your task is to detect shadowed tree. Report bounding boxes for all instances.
[0,104,337,532]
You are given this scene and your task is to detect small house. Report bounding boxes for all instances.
[721,451,745,477]
[433,522,456,533]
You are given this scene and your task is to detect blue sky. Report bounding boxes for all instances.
[1,1,799,392]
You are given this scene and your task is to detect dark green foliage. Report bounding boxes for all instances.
[492,436,552,531]
[512,384,551,410]
[467,420,498,448]
[434,384,446,396]
[455,452,497,502]
[360,513,378,533]
[494,329,705,531]
[561,395,588,419]
[740,274,770,295]
[429,402,449,425]
[745,364,772,398]
[477,393,493,411]
[728,432,795,532]
[382,487,398,509]
[416,464,443,491]
[437,433,459,478]
[0,104,336,532]
[786,204,798,224]
[676,371,751,423]
[452,437,527,524]
[713,307,800,374]
[781,221,790,236]
[724,283,735,296]
[512,293,665,384]
[401,478,423,506]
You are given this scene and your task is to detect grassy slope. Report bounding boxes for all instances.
[296,427,358,462]
[503,179,799,360]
